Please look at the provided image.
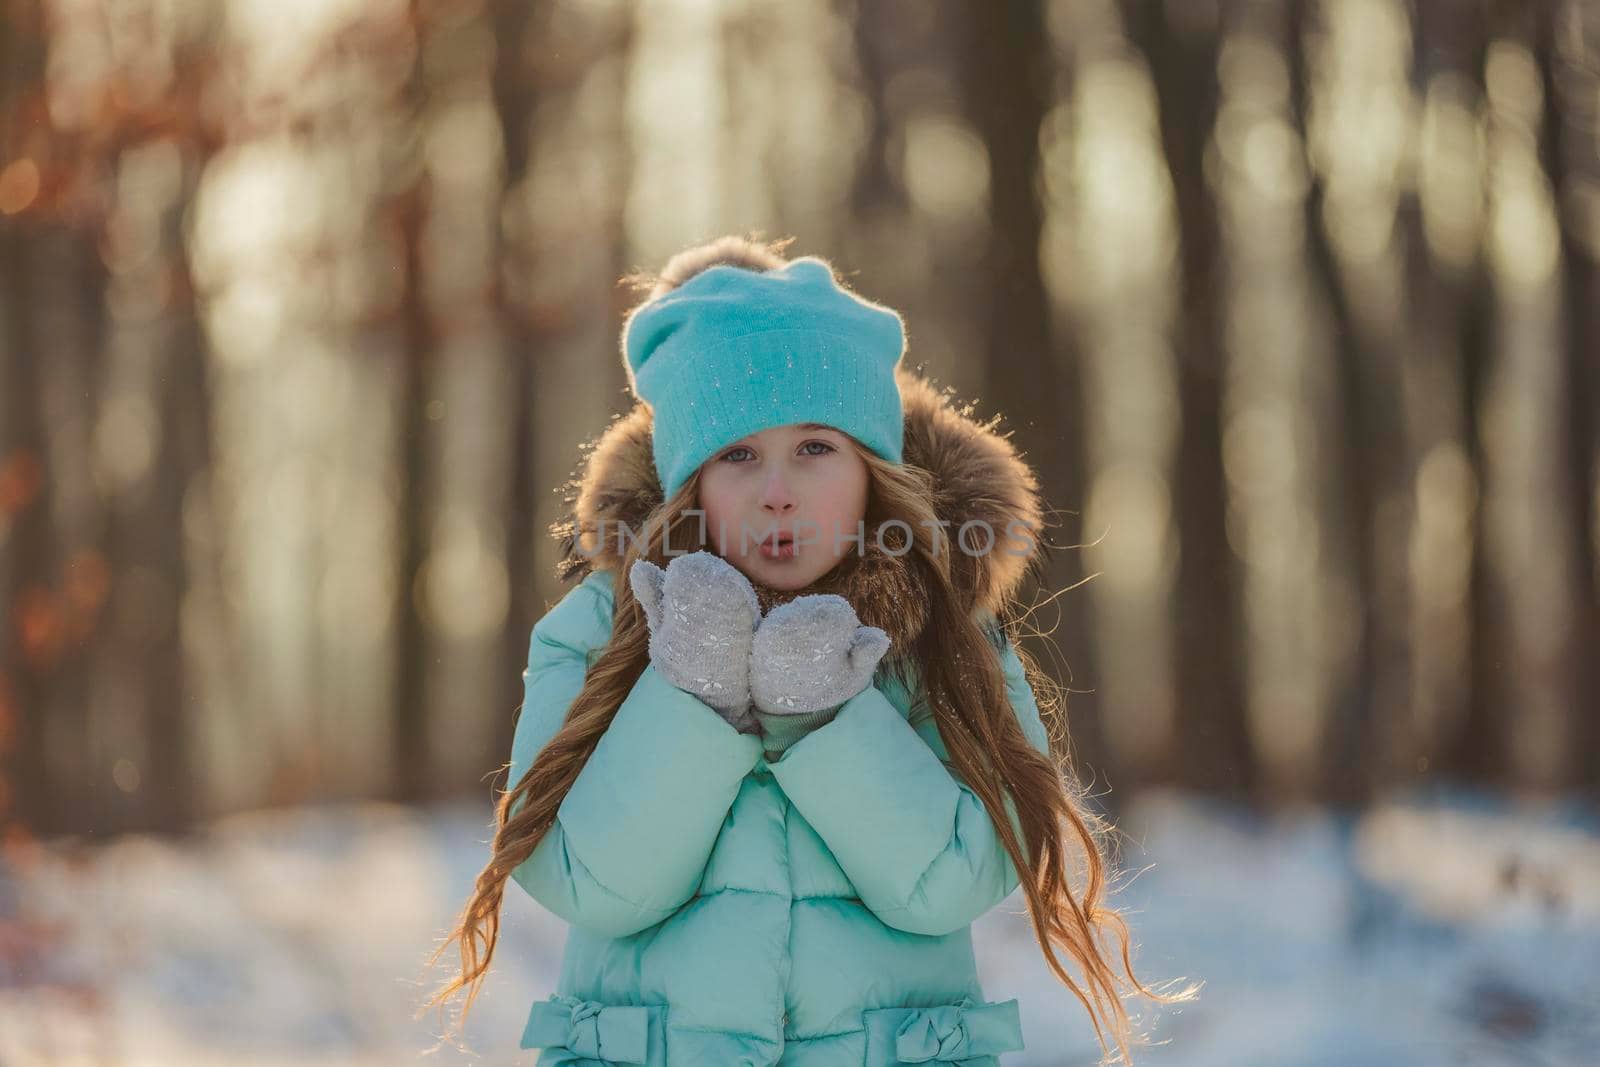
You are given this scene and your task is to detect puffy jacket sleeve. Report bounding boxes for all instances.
[505,572,765,939]
[766,630,1051,937]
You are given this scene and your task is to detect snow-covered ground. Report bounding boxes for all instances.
[1,785,1596,1066]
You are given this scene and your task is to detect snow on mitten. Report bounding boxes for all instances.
[629,551,763,731]
[749,594,892,754]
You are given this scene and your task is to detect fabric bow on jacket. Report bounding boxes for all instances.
[521,993,662,1064]
[891,998,1025,1062]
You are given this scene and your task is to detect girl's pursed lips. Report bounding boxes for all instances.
[758,534,799,560]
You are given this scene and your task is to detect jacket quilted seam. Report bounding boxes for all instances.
[666,1022,780,1036]
[783,1026,869,1042]
[695,885,788,900]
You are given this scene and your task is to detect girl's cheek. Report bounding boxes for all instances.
[710,515,735,555]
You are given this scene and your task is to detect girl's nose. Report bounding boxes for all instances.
[760,472,797,514]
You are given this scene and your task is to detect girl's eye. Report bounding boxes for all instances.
[719,441,835,462]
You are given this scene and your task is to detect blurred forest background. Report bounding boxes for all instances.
[4,0,1600,1063]
[2,0,1598,841]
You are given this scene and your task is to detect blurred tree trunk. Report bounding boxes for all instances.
[3,0,217,835]
[12,235,107,834]
[1407,0,1494,787]
[0,226,44,836]
[132,135,218,831]
[847,0,912,235]
[493,0,635,791]
[394,6,434,804]
[1541,0,1600,787]
[955,0,1108,788]
[1125,0,1254,801]
[0,0,53,836]
[395,210,431,805]
[108,169,205,833]
[107,33,221,831]
[1454,274,1502,785]
[1457,1,1585,790]
[1284,0,1387,808]
[0,0,112,834]
[490,0,541,791]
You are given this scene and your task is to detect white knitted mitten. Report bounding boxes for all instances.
[749,594,891,753]
[629,551,763,732]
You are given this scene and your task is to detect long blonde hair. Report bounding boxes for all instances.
[418,233,1198,1063]
[419,446,1196,1065]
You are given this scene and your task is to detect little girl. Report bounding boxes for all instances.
[424,235,1184,1065]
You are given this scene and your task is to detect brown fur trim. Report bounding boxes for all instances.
[896,366,1044,619]
[622,234,795,303]
[547,365,1046,644]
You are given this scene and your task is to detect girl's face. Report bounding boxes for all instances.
[696,422,870,591]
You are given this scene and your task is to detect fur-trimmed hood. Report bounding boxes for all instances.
[549,366,1048,653]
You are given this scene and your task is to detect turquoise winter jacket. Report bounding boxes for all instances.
[504,367,1054,1065]
[507,568,1048,1066]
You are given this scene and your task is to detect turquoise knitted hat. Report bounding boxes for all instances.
[621,255,906,500]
